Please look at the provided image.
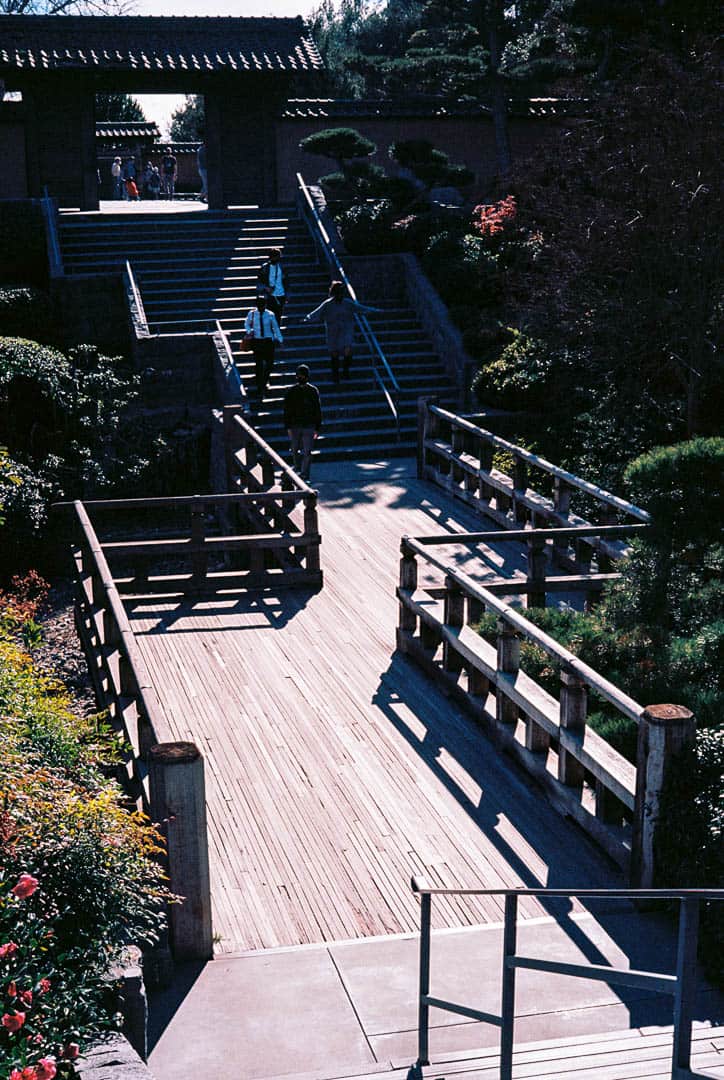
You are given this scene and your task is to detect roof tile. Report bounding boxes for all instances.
[0,15,322,75]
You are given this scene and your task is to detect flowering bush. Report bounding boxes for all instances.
[471,195,517,240]
[0,575,48,645]
[0,633,173,1078]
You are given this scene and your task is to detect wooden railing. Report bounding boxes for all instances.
[412,880,724,1079]
[418,398,650,573]
[397,539,696,884]
[223,404,322,588]
[67,500,212,961]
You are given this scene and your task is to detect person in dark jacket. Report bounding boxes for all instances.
[283,364,322,481]
[257,248,289,320]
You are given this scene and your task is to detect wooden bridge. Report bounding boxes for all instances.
[61,402,722,1078]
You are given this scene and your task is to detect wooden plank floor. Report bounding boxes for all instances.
[127,459,624,954]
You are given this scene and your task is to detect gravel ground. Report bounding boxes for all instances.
[31,579,99,718]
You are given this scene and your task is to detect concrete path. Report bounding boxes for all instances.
[148,911,723,1080]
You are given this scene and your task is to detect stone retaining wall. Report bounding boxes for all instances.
[344,252,472,407]
[76,1036,155,1080]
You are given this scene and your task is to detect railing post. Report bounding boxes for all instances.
[631,704,696,888]
[262,458,275,489]
[443,576,465,674]
[451,425,464,485]
[496,619,519,731]
[417,889,432,1068]
[223,406,240,492]
[553,478,572,562]
[417,396,437,479]
[526,536,547,609]
[558,670,587,790]
[190,496,207,589]
[398,541,418,637]
[596,505,619,571]
[303,493,321,574]
[512,456,528,525]
[672,896,699,1071]
[500,892,518,1080]
[149,742,213,961]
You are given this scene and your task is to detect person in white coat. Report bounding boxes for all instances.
[244,295,283,399]
[303,281,381,382]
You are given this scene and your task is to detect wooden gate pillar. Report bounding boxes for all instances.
[149,742,213,961]
[631,704,696,888]
[204,77,286,209]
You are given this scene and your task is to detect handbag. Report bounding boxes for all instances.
[241,332,255,351]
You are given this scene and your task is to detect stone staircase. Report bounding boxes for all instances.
[58,208,458,461]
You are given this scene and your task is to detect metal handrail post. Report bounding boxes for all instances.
[417,890,432,1068]
[673,896,700,1071]
[500,893,518,1080]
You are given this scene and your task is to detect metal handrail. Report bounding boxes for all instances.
[296,172,400,436]
[215,319,248,408]
[411,877,724,1079]
[41,187,64,277]
[125,260,149,334]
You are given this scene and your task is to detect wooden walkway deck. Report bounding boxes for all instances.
[127,459,623,955]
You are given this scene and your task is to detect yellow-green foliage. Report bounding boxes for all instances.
[0,632,173,1076]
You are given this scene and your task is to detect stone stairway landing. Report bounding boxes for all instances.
[58,207,459,461]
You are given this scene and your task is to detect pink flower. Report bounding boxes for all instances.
[9,1070,23,1080]
[35,1058,56,1080]
[62,1043,80,1061]
[2,1009,26,1031]
[19,989,32,1007]
[0,942,18,958]
[11,874,39,900]
[7,980,17,997]
[37,979,51,995]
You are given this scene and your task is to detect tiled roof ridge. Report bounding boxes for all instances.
[0,13,310,22]
[0,14,323,73]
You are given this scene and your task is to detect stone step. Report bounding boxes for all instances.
[58,202,460,462]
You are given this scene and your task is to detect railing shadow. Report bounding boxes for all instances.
[371,650,724,1030]
[125,587,316,635]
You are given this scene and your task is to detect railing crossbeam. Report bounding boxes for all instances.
[411,881,723,1078]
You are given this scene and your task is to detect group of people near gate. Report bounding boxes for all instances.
[111,147,195,201]
[243,248,381,482]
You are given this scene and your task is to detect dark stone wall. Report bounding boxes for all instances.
[277,114,564,202]
[0,103,28,199]
[206,78,288,209]
[23,79,97,209]
[133,332,217,409]
[0,199,49,286]
[51,273,133,355]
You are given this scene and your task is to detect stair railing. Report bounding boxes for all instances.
[124,260,149,335]
[296,172,401,439]
[215,319,249,410]
[41,187,64,278]
[411,878,724,1080]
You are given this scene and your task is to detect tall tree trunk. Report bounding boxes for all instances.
[486,7,512,186]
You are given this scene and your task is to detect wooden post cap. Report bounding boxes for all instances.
[149,741,200,765]
[643,704,694,726]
